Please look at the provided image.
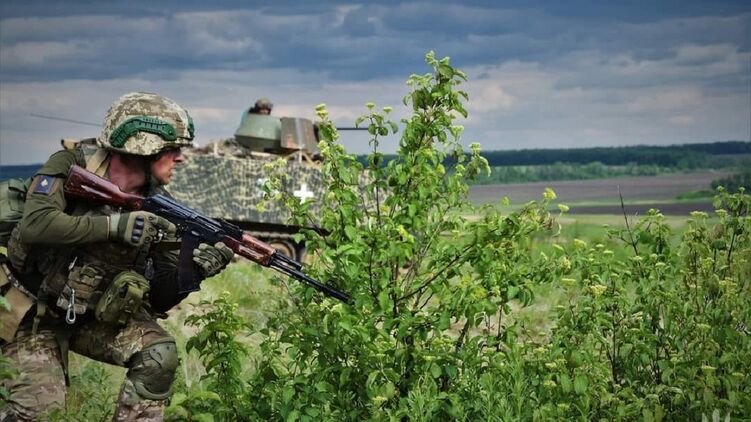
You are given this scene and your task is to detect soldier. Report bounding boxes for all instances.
[248,97,273,115]
[0,92,234,420]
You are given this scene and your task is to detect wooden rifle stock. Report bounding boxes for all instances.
[64,165,145,210]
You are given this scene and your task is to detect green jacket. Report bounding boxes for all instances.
[12,146,185,314]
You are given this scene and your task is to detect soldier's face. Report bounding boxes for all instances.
[150,148,185,185]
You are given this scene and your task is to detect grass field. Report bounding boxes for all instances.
[469,170,733,211]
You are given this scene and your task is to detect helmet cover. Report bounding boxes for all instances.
[99,92,194,156]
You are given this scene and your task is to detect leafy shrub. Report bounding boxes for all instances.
[172,53,751,421]
[247,52,561,420]
[166,292,251,421]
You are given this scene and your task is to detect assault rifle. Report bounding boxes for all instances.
[63,164,350,303]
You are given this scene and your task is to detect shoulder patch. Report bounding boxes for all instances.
[31,175,60,196]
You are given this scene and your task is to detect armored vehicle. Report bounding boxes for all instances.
[168,111,326,261]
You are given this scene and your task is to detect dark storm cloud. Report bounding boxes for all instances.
[2,1,748,83]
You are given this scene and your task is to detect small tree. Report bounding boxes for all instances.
[245,51,561,420]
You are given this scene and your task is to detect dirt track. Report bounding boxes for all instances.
[469,171,734,215]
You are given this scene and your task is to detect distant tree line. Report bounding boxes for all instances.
[478,140,750,167]
[472,162,677,185]
[358,141,749,168]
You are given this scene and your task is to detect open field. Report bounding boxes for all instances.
[469,170,734,215]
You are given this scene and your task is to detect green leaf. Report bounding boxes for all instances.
[438,64,453,79]
[194,414,215,422]
[338,319,353,331]
[169,392,187,406]
[315,381,331,392]
[619,343,633,359]
[571,351,584,367]
[378,291,391,311]
[283,386,295,404]
[286,410,300,422]
[382,381,396,399]
[430,363,442,378]
[344,225,357,240]
[507,285,520,300]
[560,373,572,393]
[573,374,588,395]
[437,312,451,330]
[654,404,665,422]
[642,408,654,422]
[193,391,222,402]
[660,368,673,383]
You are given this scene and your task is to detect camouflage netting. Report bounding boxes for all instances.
[169,148,323,227]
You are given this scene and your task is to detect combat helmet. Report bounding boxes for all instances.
[99,92,195,156]
[250,97,273,114]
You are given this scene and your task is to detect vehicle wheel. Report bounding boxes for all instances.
[296,245,311,265]
[268,240,296,260]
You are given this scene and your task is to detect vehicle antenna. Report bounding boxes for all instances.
[30,113,101,127]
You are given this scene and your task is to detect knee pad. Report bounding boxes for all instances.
[126,337,178,400]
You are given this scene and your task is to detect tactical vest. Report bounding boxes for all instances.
[6,141,155,326]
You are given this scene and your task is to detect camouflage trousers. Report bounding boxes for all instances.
[0,309,174,421]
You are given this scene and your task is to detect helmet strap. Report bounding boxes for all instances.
[144,155,161,190]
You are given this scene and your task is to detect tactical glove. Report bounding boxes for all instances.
[109,211,176,248]
[193,242,234,278]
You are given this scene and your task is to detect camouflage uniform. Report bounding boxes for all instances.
[0,92,214,421]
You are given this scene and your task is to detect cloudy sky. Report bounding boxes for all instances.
[1,0,749,165]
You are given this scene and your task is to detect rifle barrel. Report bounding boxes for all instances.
[270,261,352,304]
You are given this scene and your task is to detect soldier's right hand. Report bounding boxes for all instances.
[109,211,176,247]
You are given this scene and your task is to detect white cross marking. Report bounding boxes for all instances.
[293,183,315,202]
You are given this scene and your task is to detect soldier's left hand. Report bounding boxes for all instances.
[193,242,234,278]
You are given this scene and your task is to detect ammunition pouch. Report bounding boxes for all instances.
[95,270,150,326]
[0,258,34,342]
[6,226,31,274]
[55,264,104,322]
